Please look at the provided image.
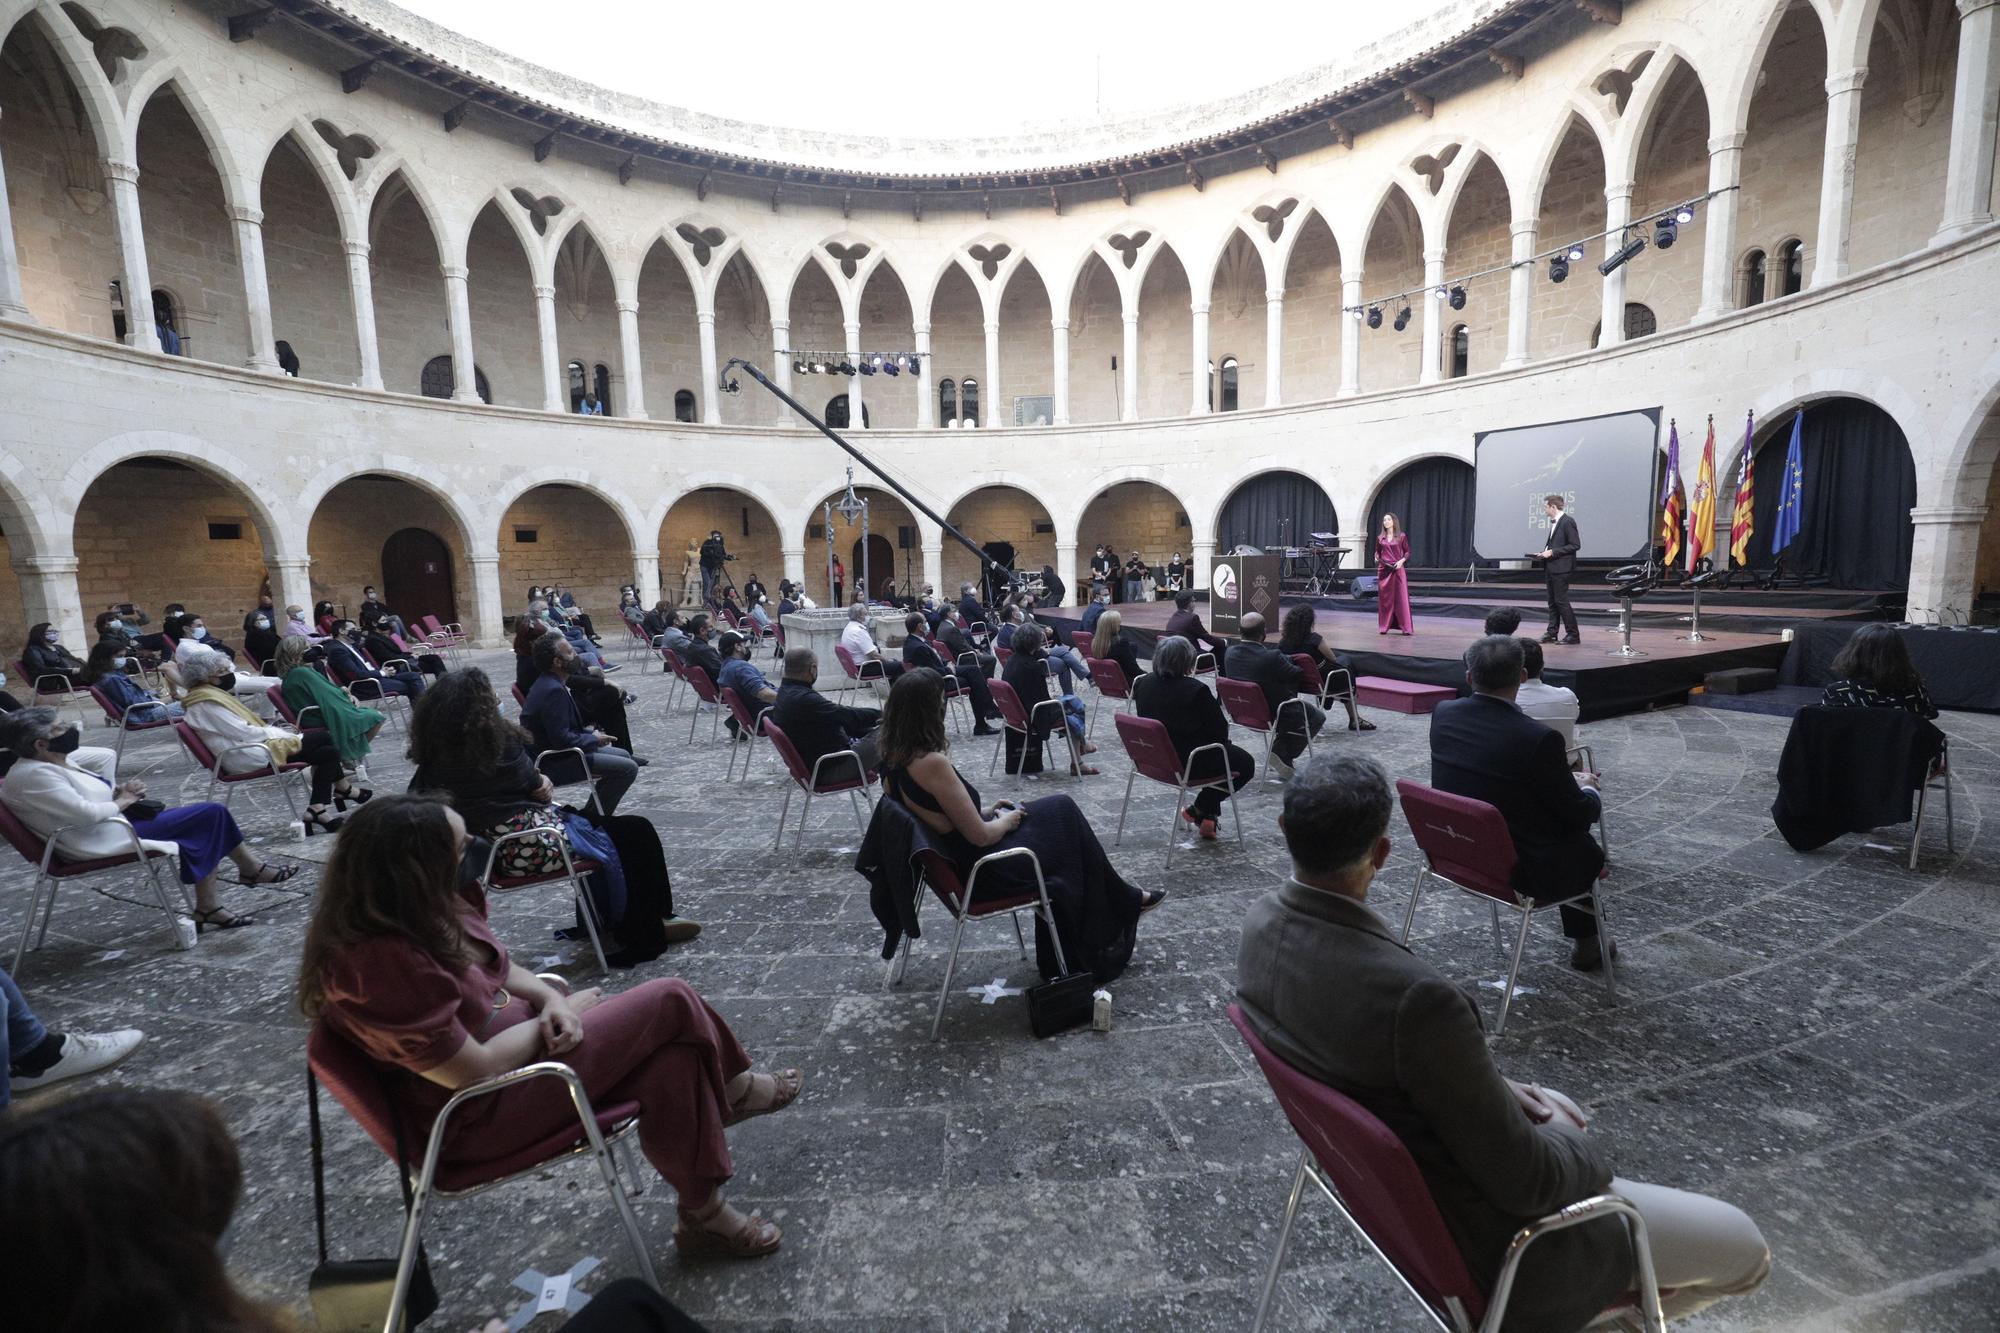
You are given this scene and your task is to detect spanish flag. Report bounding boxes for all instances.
[1729,411,1755,565]
[1659,421,1683,567]
[1687,416,1717,571]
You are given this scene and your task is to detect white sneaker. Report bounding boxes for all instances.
[10,1028,145,1094]
[1268,753,1295,780]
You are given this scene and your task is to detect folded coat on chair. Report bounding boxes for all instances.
[1771,705,1945,851]
[856,795,937,961]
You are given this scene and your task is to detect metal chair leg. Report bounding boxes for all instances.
[1398,868,1428,943]
[1114,769,1136,846]
[12,873,49,969]
[772,788,792,852]
[932,909,971,1040]
[572,874,611,972]
[1010,911,1028,959]
[592,1134,661,1291]
[1493,906,1536,1035]
[1910,782,1927,869]
[1254,1152,1312,1333]
[795,790,814,852]
[1592,886,1619,1003]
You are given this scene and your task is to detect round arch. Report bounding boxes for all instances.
[495,479,645,615]
[1360,454,1480,571]
[943,484,1058,602]
[656,485,786,605]
[1209,468,1338,553]
[61,433,297,559]
[298,457,482,558]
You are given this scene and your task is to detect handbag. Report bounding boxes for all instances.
[1026,970,1098,1038]
[124,798,167,821]
[307,1068,439,1332]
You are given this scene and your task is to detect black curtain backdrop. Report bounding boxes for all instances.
[1218,471,1337,552]
[1367,457,1482,569]
[1742,399,1916,589]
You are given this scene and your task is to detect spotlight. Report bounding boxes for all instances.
[1674,204,1696,225]
[1653,217,1678,250]
[1392,305,1411,332]
[1549,254,1570,283]
[882,360,900,377]
[1433,285,1449,301]
[859,360,877,376]
[1448,285,1467,310]
[1366,306,1383,329]
[793,358,808,375]
[1598,235,1647,276]
[896,353,911,371]
[836,359,856,376]
[805,359,822,374]
[1565,243,1586,262]
[869,353,885,373]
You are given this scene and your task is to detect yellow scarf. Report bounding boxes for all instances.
[183,685,302,763]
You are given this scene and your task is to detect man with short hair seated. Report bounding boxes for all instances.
[1515,636,1581,752]
[1237,754,1768,1330]
[1079,587,1112,636]
[839,603,904,683]
[901,612,999,736]
[955,583,986,635]
[716,630,777,741]
[358,585,409,640]
[1222,612,1324,779]
[1164,591,1228,672]
[325,620,426,699]
[522,631,641,814]
[528,594,613,671]
[771,648,881,780]
[1431,635,1606,971]
[1483,606,1523,638]
[934,613,994,681]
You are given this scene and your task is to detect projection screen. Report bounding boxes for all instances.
[1472,407,1661,562]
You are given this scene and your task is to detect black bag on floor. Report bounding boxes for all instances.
[307,1069,439,1331]
[1027,970,1097,1038]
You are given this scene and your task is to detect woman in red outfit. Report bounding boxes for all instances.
[1375,512,1414,635]
[297,795,801,1259]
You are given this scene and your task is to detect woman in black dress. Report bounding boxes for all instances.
[878,669,1161,982]
[1276,603,1374,732]
[1087,608,1145,688]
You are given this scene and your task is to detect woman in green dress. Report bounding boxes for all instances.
[274,635,384,765]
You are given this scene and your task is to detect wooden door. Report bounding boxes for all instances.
[380,528,458,628]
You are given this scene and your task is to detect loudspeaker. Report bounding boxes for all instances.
[898,525,915,550]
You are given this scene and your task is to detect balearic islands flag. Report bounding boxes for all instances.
[1729,411,1755,565]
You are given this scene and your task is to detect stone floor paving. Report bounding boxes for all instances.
[5,645,1996,1331]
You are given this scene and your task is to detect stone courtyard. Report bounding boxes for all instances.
[5,642,1995,1331]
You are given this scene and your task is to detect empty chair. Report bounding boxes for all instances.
[1082,657,1138,738]
[1218,676,1314,774]
[718,685,773,782]
[1110,712,1243,867]
[762,719,875,851]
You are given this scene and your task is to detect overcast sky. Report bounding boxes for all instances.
[396,0,1455,137]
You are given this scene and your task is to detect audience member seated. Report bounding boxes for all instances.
[1515,637,1581,751]
[1164,592,1229,671]
[681,612,727,687]
[242,606,281,671]
[1133,636,1254,840]
[995,604,1023,650]
[1236,754,1769,1329]
[172,614,281,699]
[179,649,359,838]
[1483,606,1524,638]
[956,583,987,632]
[240,593,276,638]
[325,619,425,699]
[840,603,905,682]
[282,603,314,639]
[360,610,446,680]
[312,600,338,636]
[134,602,186,656]
[358,585,409,640]
[551,584,601,642]
[619,591,647,632]
[1821,623,1939,718]
[21,622,86,687]
[409,671,697,963]
[273,636,383,766]
[1031,609,1093,695]
[1000,624,1096,776]
[934,613,992,679]
[83,641,183,722]
[92,609,148,663]
[655,608,692,656]
[643,601,681,645]
[0,704,299,929]
[902,612,999,735]
[873,669,1160,979]
[1080,588,1112,636]
[522,633,643,814]
[513,619,635,752]
[742,574,767,608]
[529,593,612,672]
[1431,636,1608,971]
[716,630,778,739]
[1223,612,1325,778]
[772,648,881,778]
[298,796,794,1258]
[1089,609,1145,687]
[1,965,143,1107]
[1277,603,1375,732]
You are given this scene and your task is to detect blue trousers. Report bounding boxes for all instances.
[1,965,49,1110]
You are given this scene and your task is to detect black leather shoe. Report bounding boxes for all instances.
[1570,937,1619,971]
[1561,636,1582,645]
[1539,634,1559,644]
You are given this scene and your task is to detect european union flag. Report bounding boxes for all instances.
[1771,410,1805,556]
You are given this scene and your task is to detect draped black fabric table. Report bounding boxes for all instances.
[1777,622,2000,712]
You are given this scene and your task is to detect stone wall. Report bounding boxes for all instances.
[944,488,1055,593]
[72,463,270,623]
[1077,482,1194,578]
[305,476,477,621]
[135,94,248,367]
[260,136,360,386]
[496,485,639,613]
[656,490,785,604]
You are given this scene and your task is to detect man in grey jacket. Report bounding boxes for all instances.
[1237,754,1767,1330]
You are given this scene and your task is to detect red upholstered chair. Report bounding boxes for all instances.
[174,721,308,821]
[834,641,887,695]
[659,648,690,711]
[1911,738,1955,869]
[14,659,82,724]
[88,683,177,768]
[1110,712,1244,867]
[0,791,191,972]
[761,721,875,851]
[477,824,609,969]
[1289,652,1357,715]
[1217,677,1315,774]
[718,685,774,782]
[679,664,728,744]
[1081,657,1140,738]
[993,644,1013,667]
[984,677,1077,781]
[1394,779,1617,1033]
[265,684,326,734]
[306,1019,656,1333]
[509,682,526,708]
[1226,1005,1665,1333]
[886,829,1067,1040]
[1069,630,1093,652]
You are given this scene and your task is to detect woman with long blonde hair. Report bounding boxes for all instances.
[1089,608,1144,687]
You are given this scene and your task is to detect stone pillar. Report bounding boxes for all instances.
[229,205,282,373]
[12,554,85,648]
[441,264,479,403]
[1120,310,1140,422]
[1600,182,1635,347]
[0,120,33,322]
[1190,537,1216,597]
[697,308,721,424]
[615,298,648,420]
[983,318,1002,428]
[1338,271,1363,396]
[631,550,661,609]
[1935,0,2000,241]
[469,552,504,646]
[782,546,807,591]
[1419,249,1445,384]
[915,324,934,428]
[1812,68,1869,287]
[534,284,564,412]
[844,319,865,429]
[103,160,161,353]
[1697,134,1747,321]
[1051,319,1071,425]
[1905,505,1989,623]
[1503,220,1536,367]
[1264,288,1284,406]
[1189,301,1211,415]
[1053,540,1078,607]
[770,318,794,425]
[266,559,314,628]
[921,539,944,597]
[342,238,383,390]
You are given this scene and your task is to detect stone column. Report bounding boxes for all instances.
[1053,540,1078,607]
[697,307,721,424]
[441,264,479,402]
[782,546,808,591]
[534,284,564,412]
[1697,134,1747,321]
[229,205,282,373]
[844,319,865,429]
[631,550,661,609]
[469,551,504,646]
[266,559,314,627]
[0,119,33,322]
[1599,181,1635,347]
[342,238,383,390]
[615,298,647,420]
[983,318,1002,428]
[921,539,944,598]
[1906,505,1989,623]
[12,554,85,648]
[770,318,794,425]
[1264,288,1284,406]
[1338,270,1363,396]
[1418,249,1445,384]
[1189,301,1211,415]
[1503,220,1537,367]
[1190,537,1216,597]
[103,160,161,353]
[1812,68,1869,287]
[1120,310,1140,422]
[1051,319,1071,425]
[915,324,934,428]
[1935,0,2000,241]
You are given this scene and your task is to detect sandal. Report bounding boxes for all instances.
[673,1200,782,1259]
[333,785,374,811]
[236,862,300,886]
[1069,763,1101,777]
[192,907,258,934]
[724,1068,804,1127]
[1139,888,1169,914]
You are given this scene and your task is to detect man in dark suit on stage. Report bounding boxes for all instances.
[1430,636,1608,969]
[1539,494,1581,645]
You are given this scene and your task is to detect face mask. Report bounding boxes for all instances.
[254,617,270,629]
[113,656,129,669]
[217,673,237,692]
[43,631,59,643]
[192,626,208,639]
[46,726,82,754]
[108,619,123,630]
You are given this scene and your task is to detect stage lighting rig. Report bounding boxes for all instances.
[1599,234,1647,276]
[1366,306,1383,328]
[1392,305,1411,332]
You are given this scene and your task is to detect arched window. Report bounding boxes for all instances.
[826,394,870,429]
[1741,249,1767,307]
[960,377,979,428]
[1219,357,1240,412]
[152,289,183,355]
[593,363,612,416]
[938,377,957,427]
[1777,239,1804,296]
[419,355,490,404]
[1448,326,1469,379]
[1624,303,1657,340]
[673,389,696,422]
[566,360,587,412]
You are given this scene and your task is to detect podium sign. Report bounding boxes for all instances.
[1211,554,1281,635]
